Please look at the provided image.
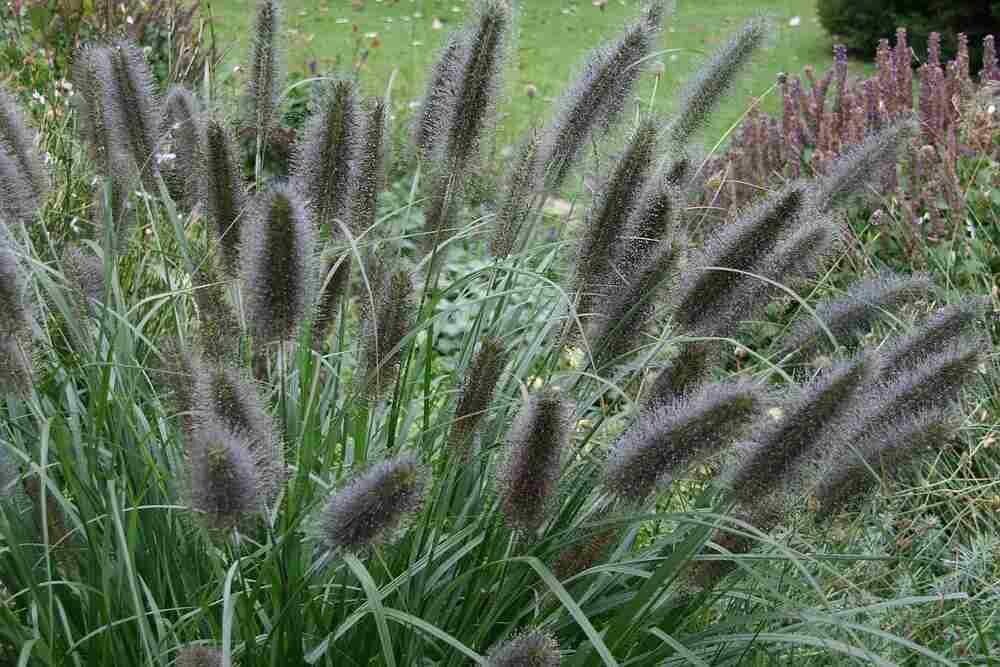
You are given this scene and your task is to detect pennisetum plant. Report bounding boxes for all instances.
[0,1,993,664]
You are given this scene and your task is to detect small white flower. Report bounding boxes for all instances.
[788,16,801,27]
[126,15,134,25]
[988,104,996,115]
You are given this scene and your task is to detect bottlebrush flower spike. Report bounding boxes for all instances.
[186,420,276,530]
[107,39,161,184]
[671,182,808,336]
[362,267,414,398]
[0,85,49,224]
[727,356,873,504]
[485,630,560,667]
[853,343,980,437]
[241,184,317,344]
[176,645,222,667]
[811,117,914,211]
[448,336,508,455]
[569,118,659,329]
[616,168,680,268]
[191,358,280,471]
[645,340,714,406]
[320,454,425,552]
[668,18,770,145]
[499,388,572,533]
[61,243,105,317]
[413,31,467,161]
[162,86,202,206]
[812,410,956,520]
[779,272,933,358]
[244,0,285,139]
[490,131,540,259]
[348,98,387,237]
[202,119,247,274]
[537,1,666,188]
[0,334,33,396]
[586,237,681,364]
[191,254,240,362]
[291,78,359,234]
[0,228,31,337]
[878,298,988,379]
[606,380,761,502]
[442,0,511,169]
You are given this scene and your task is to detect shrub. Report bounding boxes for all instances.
[0,1,994,664]
[817,0,1000,64]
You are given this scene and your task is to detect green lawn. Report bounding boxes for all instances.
[209,0,843,147]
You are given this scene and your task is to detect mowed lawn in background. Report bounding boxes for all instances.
[209,0,855,148]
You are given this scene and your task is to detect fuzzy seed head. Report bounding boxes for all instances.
[162,86,202,206]
[0,233,30,337]
[0,145,40,228]
[0,334,32,396]
[499,388,573,533]
[362,268,414,398]
[812,410,955,519]
[421,172,461,253]
[811,117,914,211]
[490,131,540,259]
[191,255,240,362]
[780,272,933,359]
[705,220,842,339]
[485,630,561,667]
[668,18,770,145]
[245,0,285,136]
[443,0,511,169]
[617,169,680,268]
[191,359,280,479]
[349,98,387,236]
[727,356,873,504]
[61,243,105,317]
[176,645,223,667]
[537,2,666,187]
[72,45,121,173]
[570,119,659,327]
[854,344,981,439]
[606,380,761,502]
[413,31,468,162]
[202,120,247,273]
[879,298,988,378]
[108,39,161,183]
[672,182,807,336]
[586,237,680,364]
[448,336,509,454]
[291,78,360,234]
[320,454,425,552]
[187,422,268,530]
[241,184,317,343]
[645,340,714,406]
[0,86,49,223]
